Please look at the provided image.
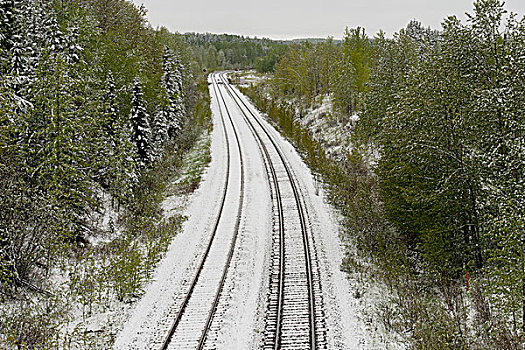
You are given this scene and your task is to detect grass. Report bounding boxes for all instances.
[168,135,212,196]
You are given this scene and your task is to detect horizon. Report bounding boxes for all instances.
[131,0,525,41]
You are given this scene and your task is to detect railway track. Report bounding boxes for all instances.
[154,72,326,350]
[155,73,245,350]
[219,73,327,350]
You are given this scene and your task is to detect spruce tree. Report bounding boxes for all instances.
[0,0,15,54]
[101,71,136,199]
[129,77,152,168]
[154,46,174,152]
[170,53,185,137]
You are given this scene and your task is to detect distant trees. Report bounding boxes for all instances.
[270,30,372,117]
[272,39,339,111]
[185,32,288,72]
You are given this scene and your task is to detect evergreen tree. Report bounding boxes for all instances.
[153,108,169,158]
[153,46,174,152]
[2,0,28,91]
[104,71,119,141]
[0,0,15,56]
[130,77,152,168]
[100,71,137,199]
[169,53,185,138]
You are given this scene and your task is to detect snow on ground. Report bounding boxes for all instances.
[207,83,272,349]
[299,96,380,167]
[231,86,371,348]
[113,88,227,349]
[114,76,273,349]
[234,86,404,349]
[234,70,264,89]
[114,76,399,349]
[297,95,353,160]
[87,188,125,247]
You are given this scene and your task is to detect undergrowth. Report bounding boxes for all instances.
[0,77,212,349]
[239,81,519,350]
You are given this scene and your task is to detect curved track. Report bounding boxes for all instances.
[156,72,327,350]
[219,73,327,350]
[158,73,245,350]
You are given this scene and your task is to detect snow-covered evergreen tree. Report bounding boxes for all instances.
[130,77,152,168]
[1,0,28,91]
[2,0,49,101]
[0,0,15,52]
[153,46,175,153]
[173,53,185,98]
[152,108,169,159]
[154,46,186,150]
[98,71,137,198]
[169,51,185,138]
[104,71,119,141]
[173,55,186,130]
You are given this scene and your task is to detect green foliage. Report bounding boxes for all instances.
[271,39,340,110]
[0,294,68,349]
[185,32,289,72]
[370,0,525,344]
[356,24,429,142]
[0,0,213,347]
[332,27,372,115]
[255,0,525,344]
[269,29,372,118]
[108,238,144,302]
[484,199,525,336]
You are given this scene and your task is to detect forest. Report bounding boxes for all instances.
[1,0,525,348]
[0,0,211,347]
[243,0,525,348]
[183,32,289,73]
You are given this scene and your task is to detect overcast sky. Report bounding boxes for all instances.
[130,0,525,40]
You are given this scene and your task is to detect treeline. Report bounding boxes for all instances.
[271,27,377,116]
[0,0,211,347]
[184,32,289,72]
[259,0,525,347]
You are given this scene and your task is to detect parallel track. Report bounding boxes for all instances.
[158,72,326,350]
[158,73,245,350]
[220,73,327,350]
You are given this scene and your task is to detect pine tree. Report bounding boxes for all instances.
[99,71,136,199]
[154,46,186,143]
[153,46,174,152]
[152,109,169,159]
[130,77,152,168]
[170,52,185,137]
[4,0,49,102]
[104,71,119,140]
[2,0,28,92]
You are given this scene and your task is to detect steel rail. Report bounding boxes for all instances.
[195,74,246,349]
[158,73,244,350]
[220,73,317,350]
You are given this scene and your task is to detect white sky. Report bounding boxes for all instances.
[130,0,525,40]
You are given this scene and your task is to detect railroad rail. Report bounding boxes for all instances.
[219,73,327,350]
[157,73,245,350]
